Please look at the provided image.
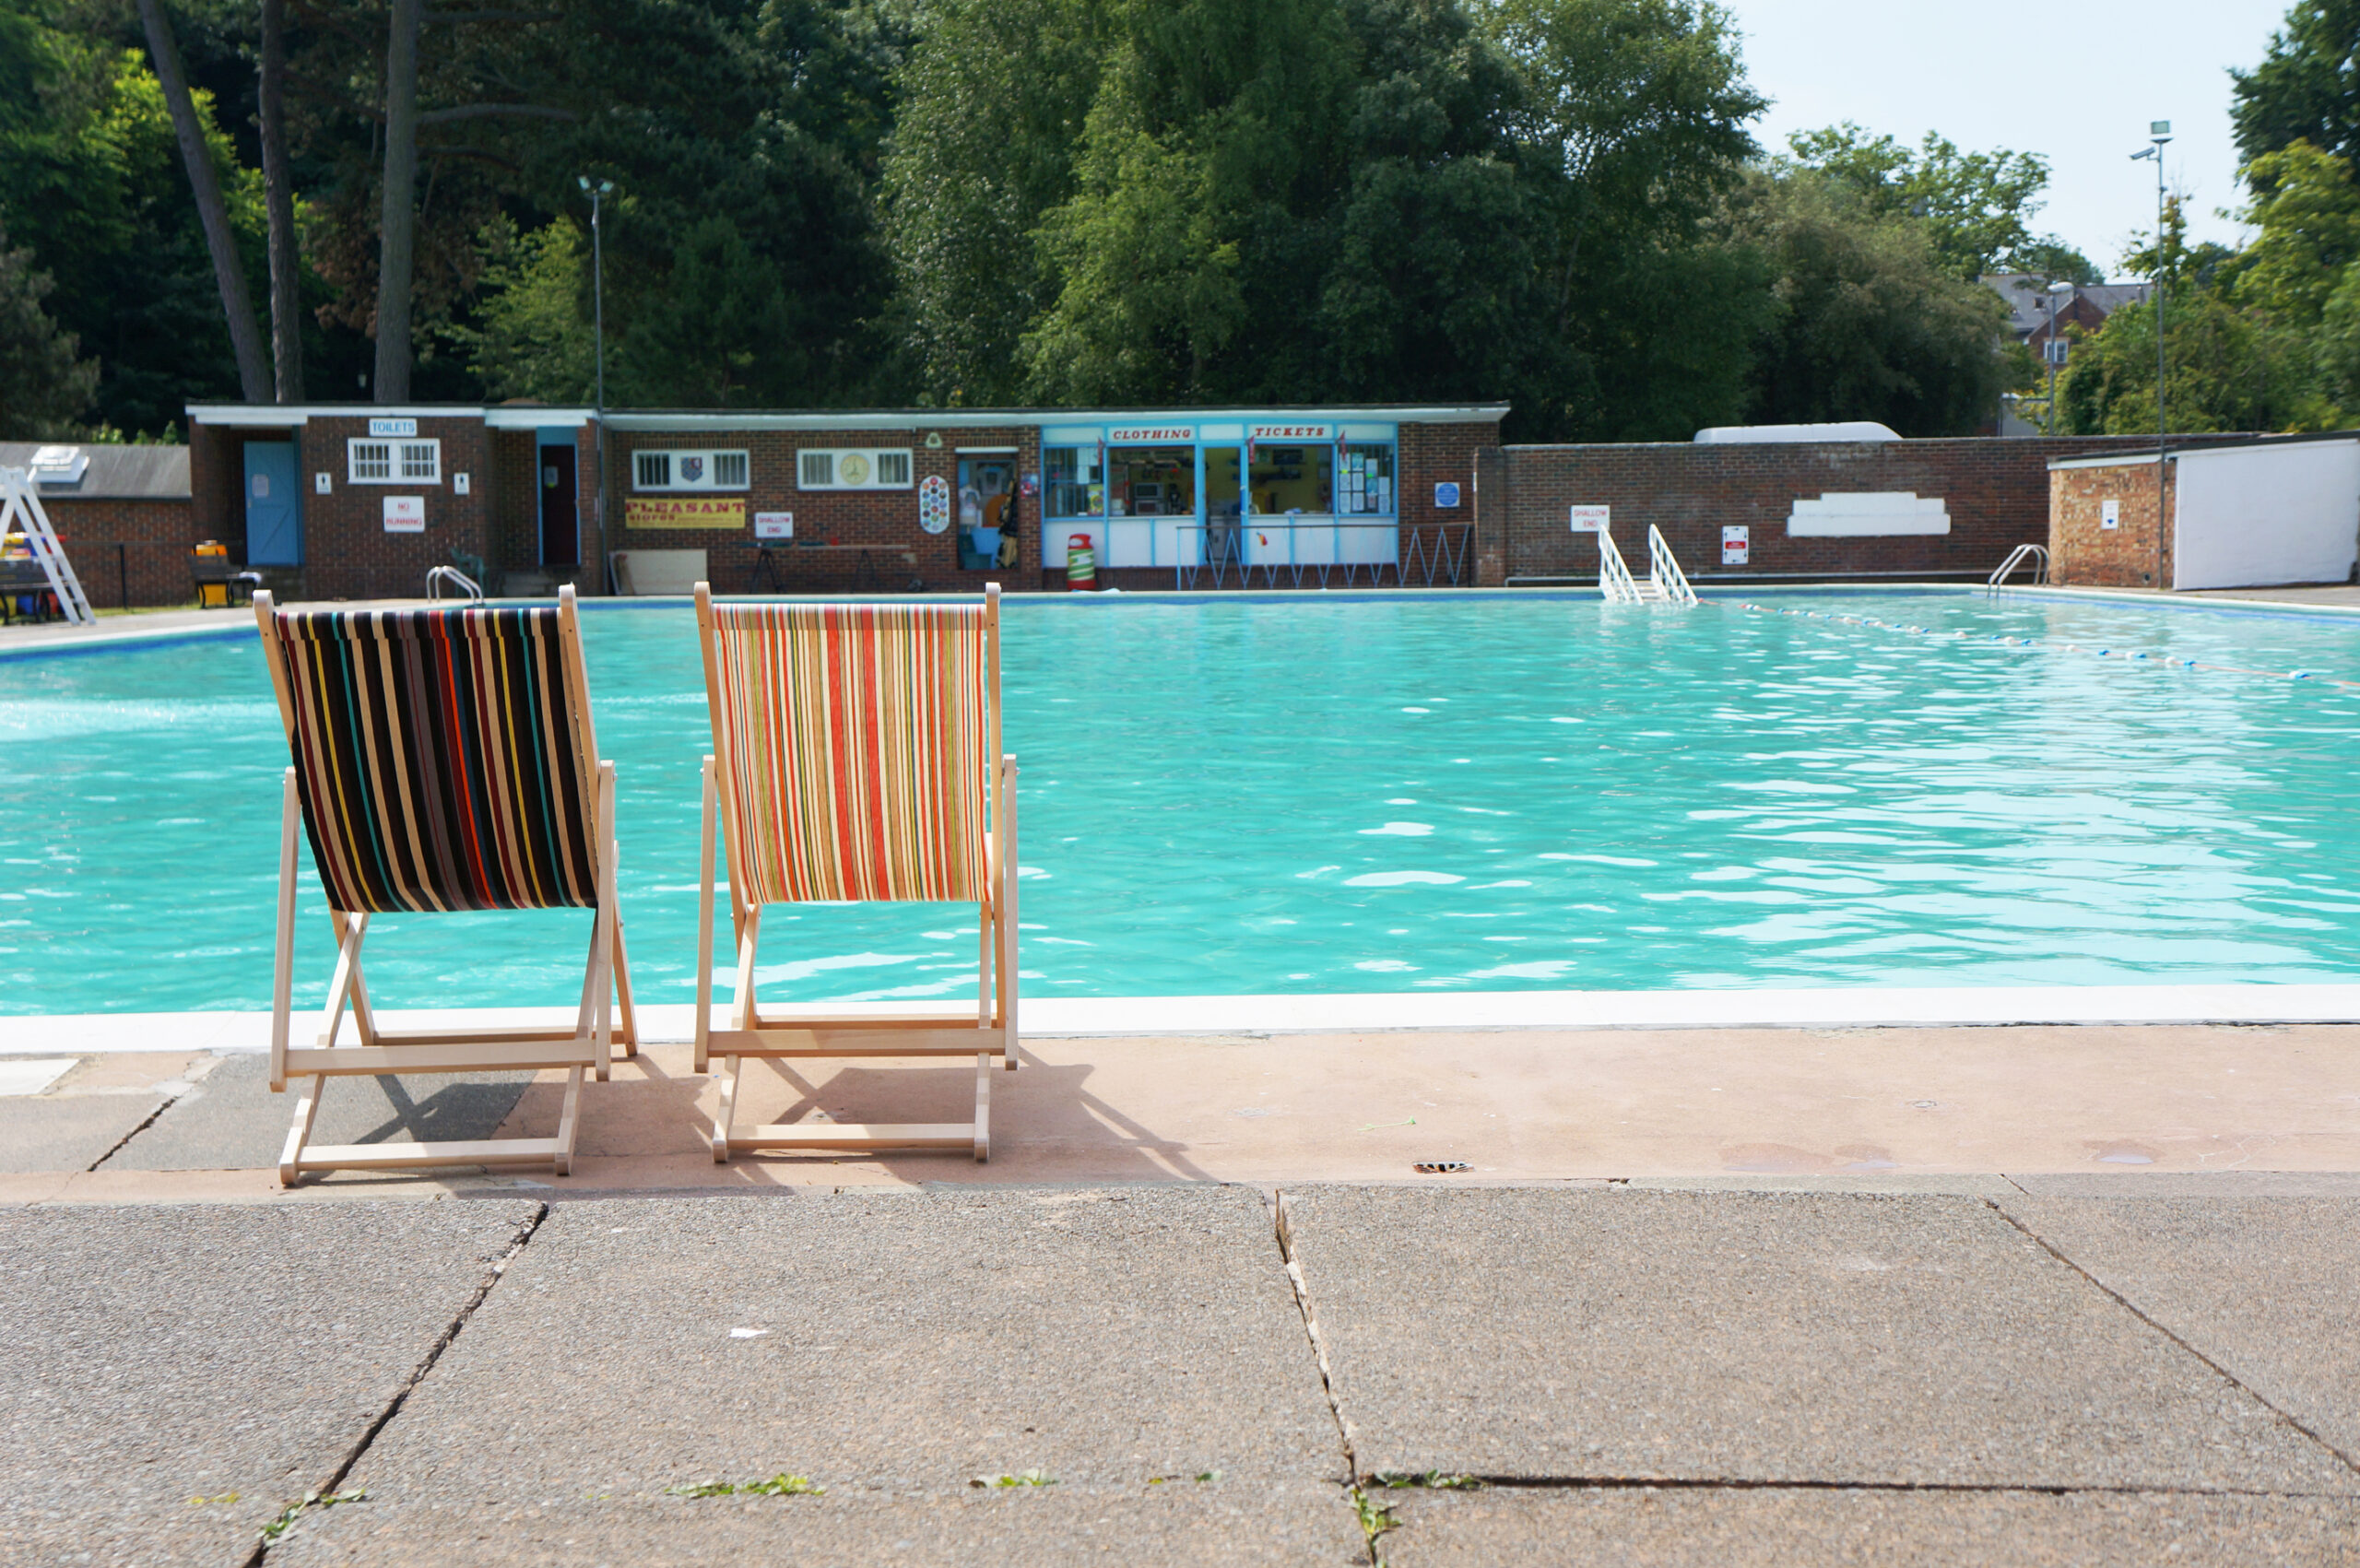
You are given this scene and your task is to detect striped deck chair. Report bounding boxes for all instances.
[693,583,1018,1162]
[252,586,636,1185]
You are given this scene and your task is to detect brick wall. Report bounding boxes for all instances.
[608,425,1042,594]
[40,498,203,608]
[288,415,495,601]
[1488,435,2213,585]
[2050,458,2174,587]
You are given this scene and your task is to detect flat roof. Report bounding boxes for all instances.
[0,442,189,499]
[185,401,1510,430]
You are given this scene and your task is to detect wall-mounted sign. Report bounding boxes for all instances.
[1434,481,1461,509]
[754,511,794,539]
[453,471,471,496]
[383,495,425,533]
[1108,426,1195,443]
[1722,525,1750,565]
[2100,498,2120,531]
[1568,504,1609,534]
[918,474,952,534]
[369,417,419,439]
[925,431,944,448]
[313,472,332,494]
[1250,423,1329,441]
[1019,472,1039,498]
[625,496,745,530]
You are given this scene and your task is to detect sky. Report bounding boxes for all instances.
[1729,0,2293,279]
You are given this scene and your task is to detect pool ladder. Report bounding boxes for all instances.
[1988,544,2049,595]
[426,565,484,604]
[1599,525,1698,606]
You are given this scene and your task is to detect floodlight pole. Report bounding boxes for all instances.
[2132,124,2171,585]
[578,175,613,591]
[2044,280,2072,436]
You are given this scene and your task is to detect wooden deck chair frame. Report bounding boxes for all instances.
[253,586,637,1186]
[692,582,1018,1164]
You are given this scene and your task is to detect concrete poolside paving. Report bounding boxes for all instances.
[0,1021,2356,1563]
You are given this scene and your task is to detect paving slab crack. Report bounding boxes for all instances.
[83,1063,217,1172]
[1986,1197,2360,1481]
[1268,1187,1379,1563]
[242,1200,549,1565]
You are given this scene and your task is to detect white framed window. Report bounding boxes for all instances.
[632,448,750,491]
[797,447,913,490]
[348,438,441,484]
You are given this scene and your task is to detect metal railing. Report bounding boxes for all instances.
[426,564,484,603]
[1988,543,2049,595]
[1646,525,1699,606]
[1598,529,1645,603]
[1173,520,1408,589]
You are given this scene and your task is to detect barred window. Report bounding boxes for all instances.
[797,448,914,490]
[398,442,440,481]
[348,441,393,481]
[634,448,749,490]
[348,437,438,484]
[636,451,672,489]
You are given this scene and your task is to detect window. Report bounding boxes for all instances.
[347,438,439,484]
[1339,444,1396,514]
[1044,446,1103,517]
[796,447,914,490]
[632,449,749,491]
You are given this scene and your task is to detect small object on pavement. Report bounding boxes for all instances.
[1414,1161,1471,1173]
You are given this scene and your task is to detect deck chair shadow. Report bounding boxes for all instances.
[253,586,636,1185]
[692,582,1018,1163]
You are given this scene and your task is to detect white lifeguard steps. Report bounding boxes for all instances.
[0,462,97,626]
[1598,524,1697,607]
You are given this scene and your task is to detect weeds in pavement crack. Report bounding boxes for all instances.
[256,1489,365,1546]
[667,1474,823,1499]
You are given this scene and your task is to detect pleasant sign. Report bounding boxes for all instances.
[625,497,746,530]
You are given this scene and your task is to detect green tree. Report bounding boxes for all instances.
[1785,123,2087,281]
[2232,0,2360,181]
[453,217,594,402]
[1729,168,2012,435]
[0,217,100,438]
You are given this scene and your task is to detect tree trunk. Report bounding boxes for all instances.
[258,0,303,402]
[373,0,424,403]
[135,0,271,402]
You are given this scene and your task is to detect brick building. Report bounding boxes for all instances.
[1,442,196,609]
[183,403,1507,597]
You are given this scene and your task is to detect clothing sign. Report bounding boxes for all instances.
[1434,481,1461,509]
[624,497,745,530]
[918,474,952,534]
[383,495,425,533]
[754,512,794,539]
[1722,525,1749,565]
[369,417,419,439]
[1568,505,1609,534]
[2100,499,2120,530]
[1108,426,1194,443]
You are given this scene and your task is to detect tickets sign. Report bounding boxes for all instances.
[626,497,745,530]
[1251,423,1329,440]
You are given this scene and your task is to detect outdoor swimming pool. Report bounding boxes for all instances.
[6,589,2360,1014]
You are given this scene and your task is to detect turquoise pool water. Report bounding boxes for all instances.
[6,590,2360,1014]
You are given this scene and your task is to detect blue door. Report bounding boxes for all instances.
[244,442,301,565]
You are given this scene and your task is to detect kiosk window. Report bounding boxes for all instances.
[1339,445,1395,514]
[1044,446,1103,517]
[1249,445,1330,514]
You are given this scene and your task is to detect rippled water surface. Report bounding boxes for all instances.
[6,590,2360,1012]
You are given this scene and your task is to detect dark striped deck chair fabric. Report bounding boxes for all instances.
[273,607,596,914]
[706,602,990,905]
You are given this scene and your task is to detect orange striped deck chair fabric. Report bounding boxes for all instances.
[704,601,991,905]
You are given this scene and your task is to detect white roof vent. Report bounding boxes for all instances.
[1693,422,1902,444]
[29,445,89,487]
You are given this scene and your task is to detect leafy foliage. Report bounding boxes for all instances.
[0,217,100,437]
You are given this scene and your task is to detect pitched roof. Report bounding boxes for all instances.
[0,442,190,499]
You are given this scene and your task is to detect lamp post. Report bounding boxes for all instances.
[2130,122,2170,584]
[2044,279,2073,435]
[577,176,613,591]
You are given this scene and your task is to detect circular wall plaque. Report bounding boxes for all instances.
[839,452,873,486]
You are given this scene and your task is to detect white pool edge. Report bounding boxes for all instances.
[6,984,2360,1054]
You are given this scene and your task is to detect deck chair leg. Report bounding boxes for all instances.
[278,1076,325,1186]
[998,757,1021,1071]
[319,911,369,1050]
[270,771,299,1093]
[694,758,719,1075]
[553,1067,584,1177]
[612,918,640,1056]
[712,1055,744,1163]
[974,1054,990,1163]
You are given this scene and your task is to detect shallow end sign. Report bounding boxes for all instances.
[383,495,425,533]
[754,511,794,539]
[1569,504,1608,534]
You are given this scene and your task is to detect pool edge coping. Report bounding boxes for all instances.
[9,984,2360,1054]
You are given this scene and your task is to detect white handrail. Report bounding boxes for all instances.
[426,565,484,603]
[1646,525,1699,606]
[1988,543,2049,595]
[1597,528,1644,602]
